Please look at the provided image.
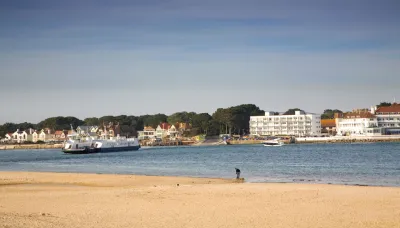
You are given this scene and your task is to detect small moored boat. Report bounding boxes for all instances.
[262,138,284,147]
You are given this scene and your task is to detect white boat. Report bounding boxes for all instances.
[262,138,284,147]
[62,126,140,154]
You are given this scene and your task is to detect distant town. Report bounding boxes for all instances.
[1,102,400,146]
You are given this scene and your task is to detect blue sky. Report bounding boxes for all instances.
[1,0,399,123]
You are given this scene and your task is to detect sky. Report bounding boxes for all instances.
[1,0,400,124]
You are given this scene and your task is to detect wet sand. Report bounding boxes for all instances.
[1,172,399,228]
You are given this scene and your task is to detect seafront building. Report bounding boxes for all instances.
[335,103,400,136]
[137,126,156,140]
[138,123,182,141]
[321,119,336,135]
[335,112,378,136]
[249,110,322,137]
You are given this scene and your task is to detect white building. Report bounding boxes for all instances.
[31,131,39,143]
[11,129,28,143]
[250,111,321,137]
[38,129,55,142]
[4,133,12,142]
[335,103,400,136]
[335,112,379,136]
[138,126,156,140]
[372,103,400,135]
[155,123,173,139]
[167,125,179,140]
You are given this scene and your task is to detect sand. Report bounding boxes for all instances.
[0,172,399,228]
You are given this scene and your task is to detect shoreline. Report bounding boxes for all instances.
[1,171,399,228]
[1,137,399,151]
[0,170,398,188]
[0,171,235,187]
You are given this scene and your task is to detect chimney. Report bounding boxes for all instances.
[334,113,343,118]
[370,106,376,114]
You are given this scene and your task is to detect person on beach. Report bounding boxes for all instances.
[235,168,241,179]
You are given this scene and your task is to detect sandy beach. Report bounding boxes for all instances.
[1,172,399,228]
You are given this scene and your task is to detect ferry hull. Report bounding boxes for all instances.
[63,145,141,154]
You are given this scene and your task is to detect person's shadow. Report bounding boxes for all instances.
[234,178,245,183]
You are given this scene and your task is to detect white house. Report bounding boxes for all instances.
[54,130,66,141]
[250,110,322,137]
[167,125,179,140]
[38,129,55,142]
[155,123,170,139]
[4,133,13,142]
[11,129,28,143]
[138,126,156,140]
[31,131,39,143]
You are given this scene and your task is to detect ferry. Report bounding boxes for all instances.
[62,129,140,154]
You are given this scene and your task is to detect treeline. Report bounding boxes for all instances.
[0,104,264,137]
[0,102,393,138]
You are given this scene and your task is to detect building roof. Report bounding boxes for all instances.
[55,130,64,135]
[159,123,171,130]
[343,112,376,119]
[77,126,95,132]
[13,130,26,134]
[321,119,336,128]
[375,103,400,113]
[144,126,155,131]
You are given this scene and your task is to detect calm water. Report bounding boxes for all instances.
[0,143,399,186]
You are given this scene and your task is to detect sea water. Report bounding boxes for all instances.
[0,143,399,186]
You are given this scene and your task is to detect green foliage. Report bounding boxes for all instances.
[141,114,168,128]
[206,120,220,136]
[212,104,264,135]
[4,103,358,138]
[98,116,116,125]
[167,112,195,125]
[0,122,37,137]
[37,116,84,130]
[84,117,100,126]
[283,108,303,115]
[191,113,212,134]
[377,102,392,108]
[321,109,343,119]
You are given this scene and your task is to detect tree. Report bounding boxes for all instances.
[206,119,220,136]
[321,109,343,119]
[37,116,84,130]
[212,104,264,135]
[167,112,195,125]
[377,102,392,108]
[141,114,168,128]
[192,113,212,135]
[98,116,116,126]
[84,117,100,126]
[230,104,264,135]
[283,108,303,115]
[0,122,17,137]
[17,122,37,130]
[212,108,233,134]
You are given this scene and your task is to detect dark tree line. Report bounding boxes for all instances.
[0,102,394,138]
[0,104,264,137]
